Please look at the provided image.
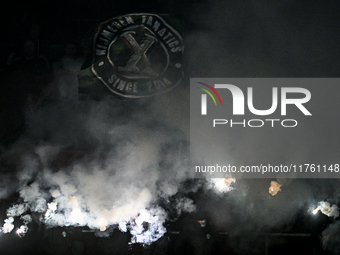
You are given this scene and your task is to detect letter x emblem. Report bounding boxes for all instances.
[118,31,157,72]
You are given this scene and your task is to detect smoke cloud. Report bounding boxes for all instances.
[0,58,196,244]
[0,1,339,253]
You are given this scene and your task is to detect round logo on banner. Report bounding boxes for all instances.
[91,13,183,98]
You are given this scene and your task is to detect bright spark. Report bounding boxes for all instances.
[313,206,320,215]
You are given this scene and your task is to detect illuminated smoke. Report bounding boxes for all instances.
[312,206,320,215]
[1,169,173,245]
[1,217,14,233]
[308,201,339,219]
[21,214,32,225]
[1,204,32,235]
[45,201,57,218]
[175,197,196,215]
[0,13,191,244]
[129,207,167,245]
[16,225,28,238]
[7,203,28,217]
[318,201,339,218]
[0,137,186,244]
[209,178,236,193]
[268,181,282,196]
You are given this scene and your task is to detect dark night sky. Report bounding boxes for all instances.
[1,0,340,77]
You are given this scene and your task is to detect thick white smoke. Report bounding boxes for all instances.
[129,207,167,245]
[1,2,339,253]
[1,217,14,233]
[0,76,198,245]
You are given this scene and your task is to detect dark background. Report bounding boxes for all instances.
[0,1,339,255]
[1,0,339,76]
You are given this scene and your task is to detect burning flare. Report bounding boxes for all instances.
[309,202,339,218]
[269,181,282,196]
[224,177,236,187]
[312,206,320,215]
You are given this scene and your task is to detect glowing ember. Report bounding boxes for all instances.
[269,181,282,196]
[313,206,320,215]
[224,177,236,187]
